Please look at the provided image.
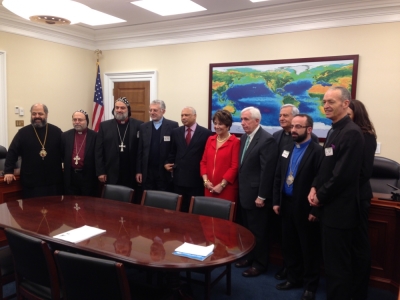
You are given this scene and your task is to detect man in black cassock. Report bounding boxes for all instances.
[95,97,143,197]
[4,103,63,199]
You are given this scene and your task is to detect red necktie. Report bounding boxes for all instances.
[186,128,192,145]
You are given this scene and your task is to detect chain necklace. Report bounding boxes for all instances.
[217,133,230,143]
[73,132,87,165]
[32,124,48,160]
[117,122,129,152]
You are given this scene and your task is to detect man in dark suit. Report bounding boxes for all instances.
[165,106,212,212]
[235,106,278,277]
[62,110,98,196]
[95,97,143,195]
[273,114,322,300]
[272,104,319,281]
[136,100,179,191]
[308,86,364,300]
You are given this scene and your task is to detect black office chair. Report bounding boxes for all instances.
[54,250,131,300]
[101,184,134,203]
[4,228,61,300]
[0,146,7,176]
[141,190,182,211]
[189,196,235,221]
[370,156,400,194]
[186,196,236,299]
[0,245,15,300]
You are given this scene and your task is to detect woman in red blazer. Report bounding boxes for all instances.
[200,110,240,206]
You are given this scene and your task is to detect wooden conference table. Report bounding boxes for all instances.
[0,195,254,272]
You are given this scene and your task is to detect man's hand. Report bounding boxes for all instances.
[255,197,265,208]
[164,163,174,172]
[4,174,15,184]
[308,214,318,222]
[136,173,142,183]
[98,174,107,183]
[273,205,280,215]
[308,187,316,203]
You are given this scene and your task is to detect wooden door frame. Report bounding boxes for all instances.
[103,71,157,120]
[0,51,8,147]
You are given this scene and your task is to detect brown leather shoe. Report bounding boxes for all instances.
[242,267,261,277]
[235,259,251,268]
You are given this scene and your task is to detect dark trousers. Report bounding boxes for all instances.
[351,198,371,300]
[174,185,204,212]
[241,206,271,271]
[281,199,320,292]
[143,165,169,191]
[65,170,99,197]
[23,184,63,199]
[321,224,358,300]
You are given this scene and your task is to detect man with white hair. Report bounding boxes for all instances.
[136,100,178,191]
[235,106,278,277]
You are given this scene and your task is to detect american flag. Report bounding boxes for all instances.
[92,64,104,132]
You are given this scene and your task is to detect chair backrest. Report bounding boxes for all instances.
[54,250,131,300]
[0,146,6,159]
[5,228,60,300]
[101,184,134,203]
[189,196,235,221]
[370,156,400,193]
[141,190,182,211]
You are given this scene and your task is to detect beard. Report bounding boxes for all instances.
[74,123,87,131]
[292,131,307,144]
[31,118,47,128]
[114,111,128,121]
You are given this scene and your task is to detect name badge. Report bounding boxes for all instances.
[325,147,333,156]
[137,131,139,138]
[282,150,290,158]
[164,136,170,142]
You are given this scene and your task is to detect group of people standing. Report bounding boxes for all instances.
[3,85,376,300]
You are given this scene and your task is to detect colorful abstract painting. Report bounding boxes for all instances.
[209,55,359,138]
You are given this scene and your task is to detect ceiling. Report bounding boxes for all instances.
[1,0,400,50]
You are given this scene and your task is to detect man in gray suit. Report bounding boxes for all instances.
[136,100,178,191]
[235,106,278,277]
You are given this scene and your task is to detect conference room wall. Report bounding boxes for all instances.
[0,31,94,144]
[1,22,399,162]
[101,22,400,162]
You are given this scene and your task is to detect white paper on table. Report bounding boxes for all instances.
[174,242,214,256]
[53,225,106,243]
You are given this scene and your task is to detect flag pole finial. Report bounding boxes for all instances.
[94,49,102,65]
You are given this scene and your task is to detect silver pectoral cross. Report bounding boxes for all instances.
[119,217,125,224]
[73,155,80,165]
[119,142,126,152]
[74,203,81,211]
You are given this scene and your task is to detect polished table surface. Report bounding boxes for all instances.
[0,195,254,271]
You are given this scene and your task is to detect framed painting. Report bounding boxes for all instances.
[209,55,359,139]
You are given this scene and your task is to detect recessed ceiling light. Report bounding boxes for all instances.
[2,0,126,26]
[250,0,270,2]
[131,0,206,16]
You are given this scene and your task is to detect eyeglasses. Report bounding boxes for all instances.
[290,125,309,129]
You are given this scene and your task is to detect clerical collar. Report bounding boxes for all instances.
[153,117,163,126]
[295,138,311,149]
[115,118,129,125]
[75,128,88,135]
[331,115,350,129]
[284,130,291,136]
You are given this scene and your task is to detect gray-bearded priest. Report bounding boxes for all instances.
[95,97,143,191]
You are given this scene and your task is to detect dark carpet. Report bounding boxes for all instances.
[3,263,396,300]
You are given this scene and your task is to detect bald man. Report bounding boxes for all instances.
[4,103,63,199]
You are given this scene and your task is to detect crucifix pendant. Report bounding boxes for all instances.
[119,142,126,152]
[73,155,80,165]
